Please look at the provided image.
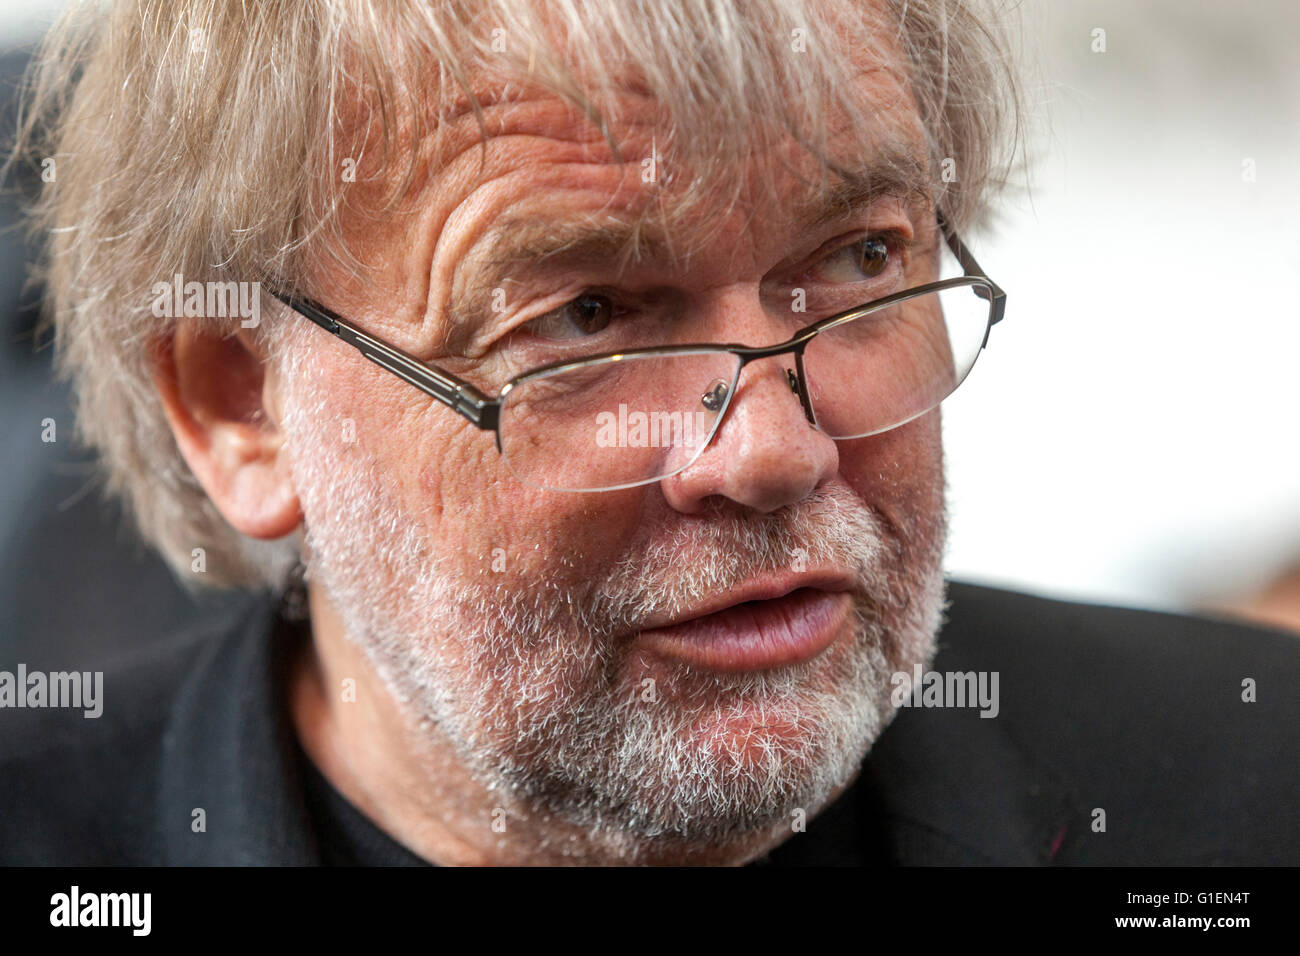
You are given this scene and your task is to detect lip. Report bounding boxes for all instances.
[635,573,856,672]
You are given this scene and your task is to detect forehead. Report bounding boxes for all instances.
[323,1,931,326]
[338,0,927,224]
[463,134,932,304]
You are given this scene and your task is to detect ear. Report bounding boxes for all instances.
[150,320,303,540]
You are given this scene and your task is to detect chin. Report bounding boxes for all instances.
[496,669,892,848]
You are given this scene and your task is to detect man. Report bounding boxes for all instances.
[1,0,1295,867]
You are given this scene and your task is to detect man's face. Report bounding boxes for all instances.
[277,23,947,855]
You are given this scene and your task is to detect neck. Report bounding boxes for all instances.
[288,582,801,866]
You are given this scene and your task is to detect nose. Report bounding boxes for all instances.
[660,354,840,514]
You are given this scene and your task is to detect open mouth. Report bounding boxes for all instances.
[634,587,854,672]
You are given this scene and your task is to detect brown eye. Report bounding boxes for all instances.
[565,293,614,335]
[856,237,889,277]
[525,292,617,341]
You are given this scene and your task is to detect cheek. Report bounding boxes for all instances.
[396,413,651,590]
[835,409,944,538]
[310,345,653,596]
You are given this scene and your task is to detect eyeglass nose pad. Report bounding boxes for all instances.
[701,379,729,412]
[785,364,820,426]
[698,366,813,422]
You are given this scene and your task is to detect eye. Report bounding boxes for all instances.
[854,236,890,276]
[522,292,617,340]
[812,235,893,284]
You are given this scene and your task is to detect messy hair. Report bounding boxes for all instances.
[7,0,1023,590]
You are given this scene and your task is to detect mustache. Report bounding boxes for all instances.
[587,485,893,638]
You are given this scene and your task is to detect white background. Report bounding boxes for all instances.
[943,0,1300,613]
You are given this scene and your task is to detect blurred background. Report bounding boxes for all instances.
[0,0,1296,669]
[942,0,1300,634]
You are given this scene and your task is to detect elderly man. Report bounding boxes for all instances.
[1,0,1296,868]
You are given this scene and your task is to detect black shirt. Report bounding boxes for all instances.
[2,582,1297,865]
[297,737,431,866]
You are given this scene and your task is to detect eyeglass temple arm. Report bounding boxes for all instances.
[937,211,1007,325]
[270,292,500,431]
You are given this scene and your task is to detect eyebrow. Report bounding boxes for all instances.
[444,139,934,346]
[795,142,935,228]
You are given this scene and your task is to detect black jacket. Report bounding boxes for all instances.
[1,581,1296,865]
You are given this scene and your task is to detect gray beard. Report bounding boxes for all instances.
[283,368,946,859]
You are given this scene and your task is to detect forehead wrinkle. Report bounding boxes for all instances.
[440,130,933,350]
[471,133,931,292]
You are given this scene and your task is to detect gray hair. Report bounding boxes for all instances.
[7,0,1023,590]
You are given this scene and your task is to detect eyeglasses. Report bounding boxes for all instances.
[270,211,1005,492]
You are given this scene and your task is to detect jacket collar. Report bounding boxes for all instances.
[854,703,1083,864]
[158,597,321,864]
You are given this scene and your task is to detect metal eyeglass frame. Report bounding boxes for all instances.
[268,210,1005,487]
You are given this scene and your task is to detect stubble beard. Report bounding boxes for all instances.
[283,367,947,859]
